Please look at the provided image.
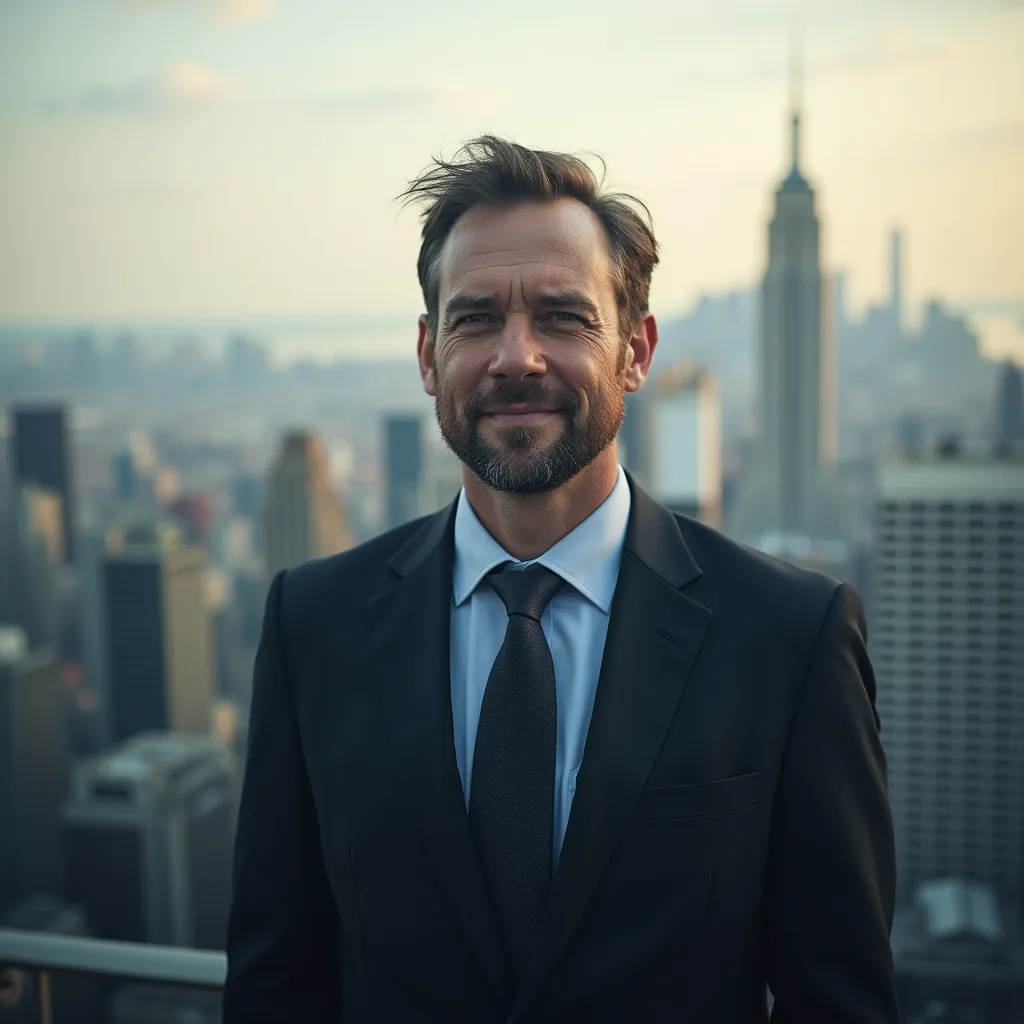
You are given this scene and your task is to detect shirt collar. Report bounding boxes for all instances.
[452,465,631,614]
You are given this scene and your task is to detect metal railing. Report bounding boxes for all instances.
[0,928,225,1024]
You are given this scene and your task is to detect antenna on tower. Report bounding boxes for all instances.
[788,17,804,172]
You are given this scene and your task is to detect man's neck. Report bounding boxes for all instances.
[461,446,620,562]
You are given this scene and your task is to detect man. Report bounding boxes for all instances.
[224,136,897,1023]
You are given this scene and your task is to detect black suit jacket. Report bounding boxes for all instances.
[224,478,897,1023]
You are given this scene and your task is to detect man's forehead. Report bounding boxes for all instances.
[438,199,613,293]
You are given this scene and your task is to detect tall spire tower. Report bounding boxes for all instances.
[755,28,835,535]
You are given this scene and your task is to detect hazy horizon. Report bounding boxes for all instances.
[1,0,1021,341]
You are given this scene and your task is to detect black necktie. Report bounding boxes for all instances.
[469,563,564,983]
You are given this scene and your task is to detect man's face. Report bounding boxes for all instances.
[418,199,640,494]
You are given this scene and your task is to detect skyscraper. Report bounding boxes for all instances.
[62,731,236,948]
[756,83,834,535]
[10,405,75,563]
[0,628,69,917]
[102,524,214,744]
[623,362,723,527]
[993,359,1024,450]
[873,452,1024,920]
[889,228,904,335]
[262,430,351,579]
[3,484,63,650]
[383,414,424,530]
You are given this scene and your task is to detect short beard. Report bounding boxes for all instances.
[435,375,626,495]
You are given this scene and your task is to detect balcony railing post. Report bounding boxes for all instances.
[36,970,53,1024]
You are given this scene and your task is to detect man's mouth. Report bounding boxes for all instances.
[481,405,560,425]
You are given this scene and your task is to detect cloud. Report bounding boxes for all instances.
[119,0,274,25]
[46,63,244,119]
[312,86,501,117]
[313,88,441,115]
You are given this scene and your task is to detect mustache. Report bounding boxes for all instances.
[462,381,579,420]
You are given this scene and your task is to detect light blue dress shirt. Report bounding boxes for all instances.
[450,465,631,865]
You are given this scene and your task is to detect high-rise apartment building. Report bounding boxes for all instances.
[994,359,1024,451]
[873,453,1024,919]
[756,94,834,535]
[262,430,351,579]
[10,405,75,563]
[622,363,722,527]
[0,628,69,916]
[384,414,424,530]
[62,731,237,949]
[102,524,214,744]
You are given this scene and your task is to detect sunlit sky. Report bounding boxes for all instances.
[0,0,1021,333]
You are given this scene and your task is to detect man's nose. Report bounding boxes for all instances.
[488,317,545,379]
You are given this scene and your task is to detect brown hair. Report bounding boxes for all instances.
[398,135,659,340]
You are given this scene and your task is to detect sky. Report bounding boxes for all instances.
[0,0,1021,336]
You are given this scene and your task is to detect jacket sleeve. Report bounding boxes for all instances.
[223,570,342,1022]
[766,583,898,1024]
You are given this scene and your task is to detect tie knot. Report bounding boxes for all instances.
[488,563,564,622]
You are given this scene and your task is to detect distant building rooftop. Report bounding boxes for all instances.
[0,625,28,664]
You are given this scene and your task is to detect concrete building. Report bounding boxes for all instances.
[622,362,723,527]
[993,359,1024,451]
[383,414,424,530]
[62,731,237,949]
[262,430,351,579]
[0,628,69,917]
[755,91,835,535]
[102,524,214,744]
[10,405,75,563]
[873,453,1024,921]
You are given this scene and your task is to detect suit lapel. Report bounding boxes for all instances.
[510,480,713,1022]
[367,504,511,1005]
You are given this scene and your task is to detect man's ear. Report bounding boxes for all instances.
[417,315,436,397]
[623,312,658,394]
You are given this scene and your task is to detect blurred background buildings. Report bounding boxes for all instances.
[1,13,1023,1019]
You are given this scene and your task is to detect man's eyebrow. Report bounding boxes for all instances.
[535,291,602,321]
[441,293,498,322]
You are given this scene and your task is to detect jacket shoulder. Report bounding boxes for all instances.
[276,512,443,622]
[674,513,851,620]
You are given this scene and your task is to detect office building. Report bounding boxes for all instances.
[873,453,1024,920]
[994,359,1024,451]
[111,430,158,506]
[624,362,722,527]
[755,88,835,535]
[10,405,75,563]
[102,524,214,744]
[384,414,424,529]
[62,731,237,949]
[0,629,69,916]
[2,484,63,649]
[262,430,351,579]
[418,445,464,517]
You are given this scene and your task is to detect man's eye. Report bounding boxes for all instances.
[456,313,493,326]
[551,312,585,324]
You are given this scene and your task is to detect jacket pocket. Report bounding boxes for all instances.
[632,771,761,821]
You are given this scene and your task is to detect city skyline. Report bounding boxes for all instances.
[0,0,1021,331]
